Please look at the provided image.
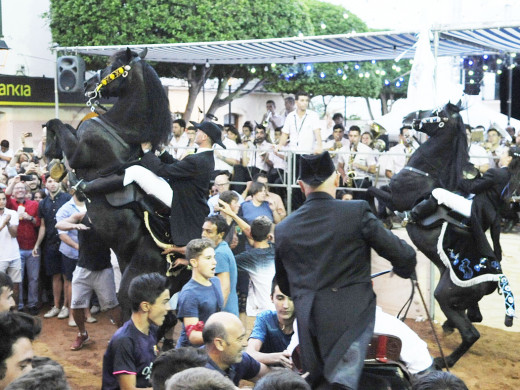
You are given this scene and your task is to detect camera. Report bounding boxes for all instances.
[20,175,33,181]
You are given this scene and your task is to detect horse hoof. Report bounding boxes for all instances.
[505,315,514,327]
[442,322,455,335]
[468,313,483,323]
[433,357,446,369]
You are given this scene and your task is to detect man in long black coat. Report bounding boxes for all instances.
[275,152,416,390]
[140,121,224,246]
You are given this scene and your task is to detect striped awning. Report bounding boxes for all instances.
[58,23,520,65]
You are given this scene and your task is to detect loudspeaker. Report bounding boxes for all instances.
[57,56,85,93]
[500,66,520,121]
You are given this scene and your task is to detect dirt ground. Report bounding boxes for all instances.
[33,306,520,389]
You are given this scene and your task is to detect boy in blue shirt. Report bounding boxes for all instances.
[246,281,295,369]
[176,238,224,347]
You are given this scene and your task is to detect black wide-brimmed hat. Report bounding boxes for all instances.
[189,121,226,149]
[299,152,335,186]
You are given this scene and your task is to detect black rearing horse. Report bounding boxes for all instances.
[45,49,173,318]
[371,102,513,368]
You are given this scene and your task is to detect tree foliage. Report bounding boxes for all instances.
[47,0,314,119]
[263,0,382,110]
[47,0,407,119]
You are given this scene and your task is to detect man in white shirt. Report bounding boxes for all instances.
[384,126,416,179]
[277,92,323,209]
[214,125,241,175]
[168,119,189,159]
[243,126,274,179]
[338,126,377,183]
[260,100,285,142]
[338,126,377,207]
[323,124,349,168]
[0,191,20,307]
[466,126,489,174]
[0,140,13,169]
[278,92,323,156]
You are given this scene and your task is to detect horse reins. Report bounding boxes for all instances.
[86,55,142,112]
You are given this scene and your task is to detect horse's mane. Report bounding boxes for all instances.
[141,61,172,149]
[444,103,469,190]
[109,50,172,149]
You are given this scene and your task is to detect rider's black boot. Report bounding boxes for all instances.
[409,196,438,223]
[70,173,125,196]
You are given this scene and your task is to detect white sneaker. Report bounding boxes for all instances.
[86,316,97,323]
[68,319,77,327]
[90,305,100,314]
[57,306,69,319]
[44,306,61,318]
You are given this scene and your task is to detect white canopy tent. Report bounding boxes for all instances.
[57,22,520,65]
[55,22,520,126]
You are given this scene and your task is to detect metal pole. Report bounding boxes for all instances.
[202,83,206,117]
[54,49,59,118]
[228,84,232,124]
[286,151,293,213]
[508,53,513,126]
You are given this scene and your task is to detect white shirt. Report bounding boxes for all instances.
[214,138,241,173]
[468,143,490,168]
[324,138,350,168]
[488,144,506,169]
[338,142,377,178]
[168,133,189,159]
[282,110,321,152]
[207,191,244,216]
[0,148,13,169]
[0,209,20,261]
[385,143,415,175]
[288,307,433,374]
[261,111,285,142]
[246,140,274,172]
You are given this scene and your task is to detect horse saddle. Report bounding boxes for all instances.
[419,205,470,231]
[105,184,172,245]
[105,184,139,207]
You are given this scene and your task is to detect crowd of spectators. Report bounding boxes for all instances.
[0,96,500,389]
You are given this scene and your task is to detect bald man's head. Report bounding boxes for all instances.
[202,312,245,368]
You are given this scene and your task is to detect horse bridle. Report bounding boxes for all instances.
[85,55,142,111]
[411,109,449,131]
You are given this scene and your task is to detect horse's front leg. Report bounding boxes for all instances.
[433,271,480,368]
[45,119,93,168]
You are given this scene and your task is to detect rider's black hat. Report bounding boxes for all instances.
[299,152,335,186]
[189,121,226,149]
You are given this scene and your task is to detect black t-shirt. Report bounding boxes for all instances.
[38,191,72,248]
[77,215,111,271]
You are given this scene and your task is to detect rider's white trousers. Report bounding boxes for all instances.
[123,165,173,208]
[432,188,472,218]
